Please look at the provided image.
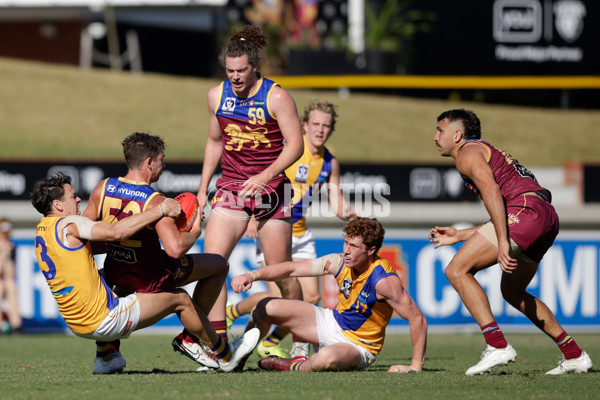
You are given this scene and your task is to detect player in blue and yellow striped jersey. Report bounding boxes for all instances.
[32,173,259,374]
[230,218,427,372]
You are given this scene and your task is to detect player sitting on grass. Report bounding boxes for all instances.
[32,173,259,374]
[230,217,427,372]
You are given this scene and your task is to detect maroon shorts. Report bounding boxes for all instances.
[505,194,559,262]
[105,253,194,294]
[210,181,292,221]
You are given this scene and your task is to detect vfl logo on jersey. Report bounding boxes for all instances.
[224,124,271,151]
[106,184,117,193]
[340,278,353,299]
[295,164,309,183]
[222,97,236,113]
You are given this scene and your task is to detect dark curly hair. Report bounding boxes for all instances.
[31,172,72,216]
[122,132,165,170]
[343,218,385,255]
[219,25,268,70]
[437,109,482,140]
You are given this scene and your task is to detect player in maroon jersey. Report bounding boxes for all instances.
[197,25,303,353]
[430,108,592,376]
[84,132,235,372]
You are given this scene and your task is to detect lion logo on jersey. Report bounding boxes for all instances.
[224,124,272,151]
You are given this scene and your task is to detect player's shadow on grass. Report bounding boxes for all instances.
[119,369,208,375]
[369,364,445,372]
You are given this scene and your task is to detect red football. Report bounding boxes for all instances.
[174,192,199,232]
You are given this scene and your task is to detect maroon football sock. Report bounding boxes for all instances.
[481,321,508,348]
[554,331,583,359]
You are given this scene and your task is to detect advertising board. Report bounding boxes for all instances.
[13,229,600,333]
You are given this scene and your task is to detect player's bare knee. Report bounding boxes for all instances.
[310,350,338,371]
[173,288,193,306]
[444,263,461,283]
[500,285,524,307]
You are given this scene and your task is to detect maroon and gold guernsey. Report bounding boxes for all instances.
[458,140,552,203]
[96,177,175,293]
[215,77,289,194]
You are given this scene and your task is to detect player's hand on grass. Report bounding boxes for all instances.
[388,364,420,373]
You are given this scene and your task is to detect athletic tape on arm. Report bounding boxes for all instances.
[309,253,343,276]
[62,215,97,240]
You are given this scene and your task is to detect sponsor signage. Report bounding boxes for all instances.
[14,231,600,332]
[0,161,477,203]
[411,0,598,75]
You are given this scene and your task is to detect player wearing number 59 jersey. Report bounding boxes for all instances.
[215,77,289,194]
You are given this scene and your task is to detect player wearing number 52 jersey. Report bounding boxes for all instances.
[84,132,231,371]
[95,177,190,292]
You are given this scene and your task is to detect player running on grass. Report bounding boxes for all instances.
[231,218,427,372]
[32,173,259,374]
[430,108,593,375]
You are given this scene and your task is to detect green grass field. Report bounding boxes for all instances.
[0,331,597,400]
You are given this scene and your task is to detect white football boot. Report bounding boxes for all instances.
[546,351,593,375]
[218,328,260,372]
[465,344,517,376]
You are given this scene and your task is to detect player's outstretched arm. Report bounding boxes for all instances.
[230,259,310,293]
[428,225,482,248]
[376,275,427,373]
[90,198,181,241]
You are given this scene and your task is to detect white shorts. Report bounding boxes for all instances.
[75,294,141,341]
[313,306,376,371]
[255,229,317,265]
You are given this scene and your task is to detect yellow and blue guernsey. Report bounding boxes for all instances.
[34,216,118,334]
[333,256,396,355]
[285,137,333,237]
